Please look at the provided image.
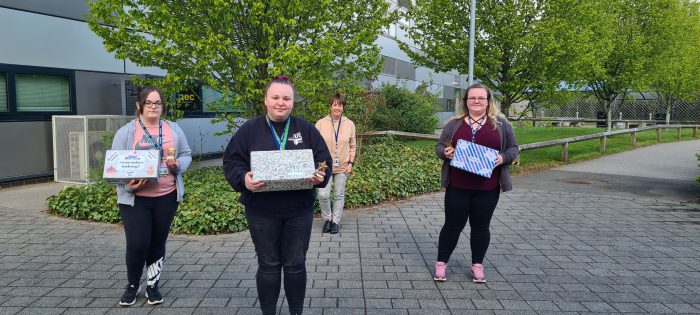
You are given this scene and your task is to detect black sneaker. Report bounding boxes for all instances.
[322,220,331,233]
[329,222,340,234]
[119,284,140,306]
[145,284,164,305]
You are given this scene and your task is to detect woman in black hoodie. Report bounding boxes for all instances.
[223,75,332,315]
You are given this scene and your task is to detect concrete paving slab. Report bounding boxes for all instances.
[0,140,698,314]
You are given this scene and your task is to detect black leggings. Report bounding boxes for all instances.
[119,191,178,286]
[437,186,500,264]
[246,210,313,315]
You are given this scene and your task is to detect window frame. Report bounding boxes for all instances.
[0,63,76,121]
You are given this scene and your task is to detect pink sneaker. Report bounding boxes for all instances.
[433,262,447,281]
[471,263,486,283]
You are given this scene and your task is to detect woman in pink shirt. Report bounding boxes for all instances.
[111,86,192,306]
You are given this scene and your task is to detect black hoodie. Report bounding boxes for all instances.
[223,115,332,217]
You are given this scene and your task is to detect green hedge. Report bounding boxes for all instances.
[370,84,440,134]
[47,137,442,235]
[48,167,245,235]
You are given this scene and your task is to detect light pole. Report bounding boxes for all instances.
[468,0,476,86]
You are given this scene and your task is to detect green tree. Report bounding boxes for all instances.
[88,0,393,133]
[399,0,583,116]
[648,0,700,125]
[370,83,440,134]
[573,0,677,130]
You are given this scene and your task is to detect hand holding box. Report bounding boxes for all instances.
[449,139,500,178]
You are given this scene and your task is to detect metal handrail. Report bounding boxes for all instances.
[360,124,699,162]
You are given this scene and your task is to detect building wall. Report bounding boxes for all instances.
[0,121,52,181]
[74,71,127,115]
[375,1,468,114]
[0,5,167,182]
[0,6,166,75]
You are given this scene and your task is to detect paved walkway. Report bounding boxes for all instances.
[0,141,699,314]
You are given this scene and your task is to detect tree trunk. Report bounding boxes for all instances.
[665,103,672,125]
[606,106,613,131]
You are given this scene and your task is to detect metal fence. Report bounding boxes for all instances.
[539,98,700,122]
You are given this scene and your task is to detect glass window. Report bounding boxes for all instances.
[16,74,70,112]
[0,73,6,111]
[202,85,223,112]
[381,56,396,75]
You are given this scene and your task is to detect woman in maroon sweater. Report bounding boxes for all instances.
[433,83,519,283]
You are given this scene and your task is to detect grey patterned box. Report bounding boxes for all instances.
[251,149,316,192]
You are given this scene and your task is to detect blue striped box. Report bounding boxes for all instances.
[450,139,500,178]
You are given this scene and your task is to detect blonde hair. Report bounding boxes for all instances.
[459,83,503,129]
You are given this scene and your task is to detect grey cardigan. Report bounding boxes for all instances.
[435,115,519,192]
[111,119,192,206]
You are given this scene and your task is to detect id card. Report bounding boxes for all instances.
[333,158,340,167]
[158,165,169,177]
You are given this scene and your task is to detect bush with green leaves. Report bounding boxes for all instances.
[370,84,440,134]
[344,136,441,206]
[48,137,442,234]
[49,166,246,235]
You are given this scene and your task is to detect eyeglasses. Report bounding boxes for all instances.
[467,96,487,103]
[143,101,163,108]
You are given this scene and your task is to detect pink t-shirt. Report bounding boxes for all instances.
[132,120,177,197]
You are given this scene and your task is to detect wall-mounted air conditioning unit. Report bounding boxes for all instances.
[53,115,132,184]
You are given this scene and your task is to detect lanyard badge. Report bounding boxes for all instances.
[332,116,342,167]
[266,115,291,150]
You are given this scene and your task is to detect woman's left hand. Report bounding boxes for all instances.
[343,163,353,174]
[494,154,504,167]
[309,167,326,185]
[166,158,179,173]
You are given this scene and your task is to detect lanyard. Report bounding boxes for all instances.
[266,115,291,150]
[467,115,486,142]
[137,118,163,158]
[331,115,342,156]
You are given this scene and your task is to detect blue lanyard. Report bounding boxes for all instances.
[332,116,342,156]
[266,115,291,150]
[468,115,486,142]
[138,119,163,158]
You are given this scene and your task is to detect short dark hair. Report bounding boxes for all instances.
[328,93,345,107]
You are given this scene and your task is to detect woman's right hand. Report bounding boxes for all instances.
[444,147,455,160]
[126,179,148,191]
[244,171,265,192]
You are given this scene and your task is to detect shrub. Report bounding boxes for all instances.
[344,136,441,206]
[370,84,440,134]
[47,181,120,222]
[48,167,246,235]
[47,137,442,234]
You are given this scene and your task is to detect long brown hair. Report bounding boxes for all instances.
[459,83,503,129]
[134,86,163,117]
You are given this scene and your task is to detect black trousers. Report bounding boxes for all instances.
[437,186,500,264]
[246,210,313,315]
[119,190,177,286]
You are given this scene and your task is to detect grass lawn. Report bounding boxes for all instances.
[398,127,698,175]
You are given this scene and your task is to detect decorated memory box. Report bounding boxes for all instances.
[251,149,316,192]
[103,150,160,183]
[450,139,500,178]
